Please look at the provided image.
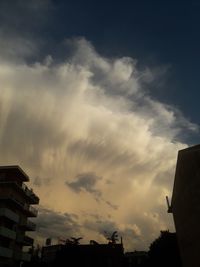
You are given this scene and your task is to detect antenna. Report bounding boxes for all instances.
[166,196,172,213]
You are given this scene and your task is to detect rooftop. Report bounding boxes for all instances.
[0,165,29,182]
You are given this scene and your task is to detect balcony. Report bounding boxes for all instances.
[0,180,39,204]
[0,246,13,258]
[21,183,39,204]
[24,203,38,217]
[20,219,36,231]
[0,195,38,217]
[17,235,34,246]
[0,226,16,240]
[0,208,19,223]
[27,219,36,230]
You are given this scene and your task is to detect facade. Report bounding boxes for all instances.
[170,144,200,267]
[0,165,39,267]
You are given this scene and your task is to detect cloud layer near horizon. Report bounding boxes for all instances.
[0,38,197,250]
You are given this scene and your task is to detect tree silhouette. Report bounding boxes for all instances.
[65,237,83,245]
[148,231,182,267]
[104,231,119,244]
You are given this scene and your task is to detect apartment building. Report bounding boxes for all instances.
[0,165,39,267]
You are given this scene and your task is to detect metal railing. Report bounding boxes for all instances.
[0,195,38,217]
[0,181,39,204]
[21,183,39,203]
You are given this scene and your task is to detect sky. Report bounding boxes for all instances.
[0,0,199,251]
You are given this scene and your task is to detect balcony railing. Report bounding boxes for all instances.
[21,183,39,204]
[20,219,36,231]
[0,181,39,204]
[0,195,38,217]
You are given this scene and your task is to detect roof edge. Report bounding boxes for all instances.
[0,165,30,181]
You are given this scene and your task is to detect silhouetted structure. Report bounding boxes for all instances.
[124,251,148,267]
[148,231,182,267]
[41,242,124,267]
[170,145,200,267]
[0,166,39,267]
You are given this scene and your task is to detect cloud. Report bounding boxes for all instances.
[34,207,81,244]
[83,216,141,251]
[66,172,102,197]
[66,172,119,209]
[33,176,52,187]
[105,200,118,210]
[0,37,198,250]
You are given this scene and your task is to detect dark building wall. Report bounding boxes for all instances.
[171,145,200,267]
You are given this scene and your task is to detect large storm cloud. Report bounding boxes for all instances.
[0,36,197,250]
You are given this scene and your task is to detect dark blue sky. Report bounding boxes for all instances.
[1,0,199,141]
[51,0,200,126]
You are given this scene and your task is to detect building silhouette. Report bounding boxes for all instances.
[148,231,182,267]
[170,144,200,267]
[0,165,39,267]
[41,242,124,267]
[124,251,148,267]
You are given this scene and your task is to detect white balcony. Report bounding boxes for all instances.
[0,246,13,258]
[0,226,16,240]
[0,208,19,223]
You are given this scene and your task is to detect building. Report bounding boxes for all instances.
[0,165,39,267]
[124,251,148,267]
[170,144,200,267]
[41,243,124,267]
[148,231,182,267]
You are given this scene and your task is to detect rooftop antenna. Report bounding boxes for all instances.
[166,196,172,213]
